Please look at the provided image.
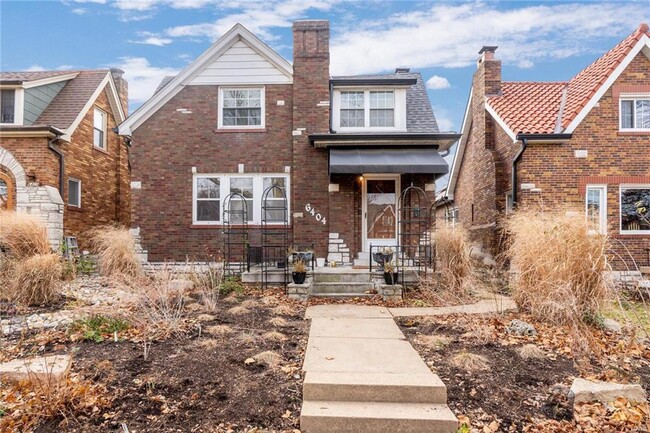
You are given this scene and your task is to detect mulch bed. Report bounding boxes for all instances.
[398,313,650,432]
[1,289,308,433]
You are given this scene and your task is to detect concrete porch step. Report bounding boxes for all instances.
[300,400,457,433]
[311,282,375,294]
[313,272,371,283]
[304,371,447,403]
[310,293,377,299]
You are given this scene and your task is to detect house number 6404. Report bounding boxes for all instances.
[305,203,327,225]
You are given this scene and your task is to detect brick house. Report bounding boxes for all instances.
[438,24,650,268]
[0,69,130,249]
[118,21,458,265]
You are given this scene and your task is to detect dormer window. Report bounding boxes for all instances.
[1,89,15,124]
[620,96,650,131]
[333,88,406,132]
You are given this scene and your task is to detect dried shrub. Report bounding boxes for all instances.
[0,211,51,260]
[188,263,223,313]
[450,351,490,372]
[415,334,452,349]
[10,253,63,305]
[227,306,250,316]
[517,344,546,360]
[88,225,141,277]
[238,332,257,345]
[269,317,288,327]
[253,350,282,368]
[434,225,472,292]
[205,324,233,336]
[262,331,287,342]
[505,207,609,326]
[241,299,258,309]
[272,305,294,316]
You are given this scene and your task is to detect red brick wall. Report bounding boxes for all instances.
[131,84,294,261]
[0,136,57,187]
[62,87,131,244]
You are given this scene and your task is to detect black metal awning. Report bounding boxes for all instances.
[329,148,449,175]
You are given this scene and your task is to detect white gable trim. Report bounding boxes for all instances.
[62,72,126,141]
[446,88,473,200]
[118,23,293,136]
[565,34,650,133]
[22,72,79,89]
[484,100,517,142]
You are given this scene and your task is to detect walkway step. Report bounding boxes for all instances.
[300,400,457,433]
[313,272,371,283]
[304,371,447,403]
[310,292,376,299]
[311,282,375,294]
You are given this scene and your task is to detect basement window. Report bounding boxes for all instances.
[585,185,607,234]
[620,97,650,131]
[620,185,650,234]
[68,178,81,208]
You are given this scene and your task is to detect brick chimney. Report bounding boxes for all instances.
[291,20,330,257]
[476,46,501,96]
[110,68,129,116]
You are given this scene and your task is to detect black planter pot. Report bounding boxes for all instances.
[292,272,307,284]
[373,252,393,271]
[383,272,399,285]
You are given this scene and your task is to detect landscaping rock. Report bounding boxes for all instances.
[0,354,72,386]
[570,378,647,404]
[602,318,622,333]
[506,319,537,336]
[169,279,194,291]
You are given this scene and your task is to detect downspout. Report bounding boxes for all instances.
[48,136,65,194]
[511,137,528,207]
[329,80,334,133]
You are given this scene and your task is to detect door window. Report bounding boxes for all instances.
[366,179,396,240]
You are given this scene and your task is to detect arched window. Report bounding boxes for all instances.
[0,172,15,210]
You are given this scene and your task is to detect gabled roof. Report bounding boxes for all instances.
[485,23,650,137]
[119,23,293,136]
[0,69,125,141]
[331,72,440,133]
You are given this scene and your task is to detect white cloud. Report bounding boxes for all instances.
[115,57,180,104]
[426,75,450,90]
[69,0,106,3]
[517,59,534,69]
[25,65,46,71]
[130,32,173,46]
[430,105,455,132]
[329,2,646,75]
[71,7,87,14]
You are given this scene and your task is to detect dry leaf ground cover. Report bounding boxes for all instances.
[399,313,650,433]
[0,279,308,433]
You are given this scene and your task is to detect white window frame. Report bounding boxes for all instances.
[585,185,607,235]
[332,88,407,132]
[68,178,81,208]
[192,173,290,225]
[619,184,650,235]
[619,94,650,132]
[93,108,107,150]
[217,87,265,130]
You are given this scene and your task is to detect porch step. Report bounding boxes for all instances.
[311,282,375,295]
[313,272,371,283]
[304,371,447,403]
[300,400,457,433]
[310,293,377,299]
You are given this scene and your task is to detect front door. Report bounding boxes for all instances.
[362,174,399,252]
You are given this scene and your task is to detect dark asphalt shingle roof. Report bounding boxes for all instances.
[0,70,76,83]
[154,76,175,94]
[331,72,440,133]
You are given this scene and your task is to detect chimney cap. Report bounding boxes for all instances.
[110,67,125,75]
[395,67,410,73]
[478,46,498,55]
[640,23,649,33]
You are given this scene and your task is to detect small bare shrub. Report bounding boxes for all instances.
[196,338,219,350]
[241,299,258,309]
[261,295,279,306]
[130,269,187,337]
[415,334,451,349]
[262,331,287,342]
[505,207,609,326]
[272,305,294,316]
[227,305,250,316]
[269,317,288,327]
[0,211,50,259]
[206,324,233,335]
[238,332,257,345]
[450,351,490,372]
[88,225,141,277]
[253,350,282,368]
[189,262,223,313]
[10,253,63,305]
[434,225,472,292]
[517,344,546,360]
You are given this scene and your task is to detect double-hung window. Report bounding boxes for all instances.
[93,108,106,150]
[620,185,650,234]
[336,89,401,130]
[0,89,16,124]
[340,91,365,127]
[68,178,81,208]
[193,174,289,225]
[369,91,395,127]
[585,185,607,234]
[219,88,264,128]
[620,96,650,131]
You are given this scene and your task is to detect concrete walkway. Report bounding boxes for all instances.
[300,305,457,433]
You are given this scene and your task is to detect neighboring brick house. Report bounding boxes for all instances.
[438,24,650,268]
[0,69,130,249]
[118,21,458,264]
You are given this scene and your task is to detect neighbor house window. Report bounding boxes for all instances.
[620,186,650,233]
[340,91,365,127]
[68,178,81,207]
[195,177,221,223]
[445,207,459,227]
[620,97,650,130]
[93,108,106,149]
[0,89,15,124]
[586,185,607,234]
[219,88,264,128]
[193,174,289,225]
[369,91,394,127]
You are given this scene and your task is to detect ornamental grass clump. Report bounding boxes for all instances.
[88,225,141,277]
[0,211,50,259]
[434,225,472,292]
[505,207,609,326]
[10,253,63,305]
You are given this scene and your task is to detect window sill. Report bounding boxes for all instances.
[93,145,109,154]
[612,232,650,238]
[617,130,650,136]
[67,205,83,212]
[191,223,290,229]
[214,128,267,133]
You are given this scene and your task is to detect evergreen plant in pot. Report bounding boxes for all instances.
[292,259,307,284]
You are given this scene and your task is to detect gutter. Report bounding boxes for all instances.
[511,138,528,207]
[47,134,65,194]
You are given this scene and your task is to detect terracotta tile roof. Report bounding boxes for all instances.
[487,24,650,135]
[0,70,76,83]
[488,81,566,134]
[36,70,109,130]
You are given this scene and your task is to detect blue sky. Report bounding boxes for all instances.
[1,0,648,133]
